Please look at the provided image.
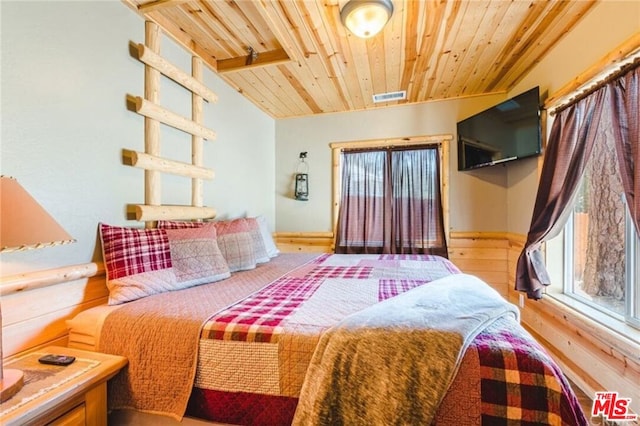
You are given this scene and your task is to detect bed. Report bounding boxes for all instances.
[67,220,587,425]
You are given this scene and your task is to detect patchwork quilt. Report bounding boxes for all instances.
[180,254,586,425]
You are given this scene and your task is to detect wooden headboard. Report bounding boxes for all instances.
[1,263,105,358]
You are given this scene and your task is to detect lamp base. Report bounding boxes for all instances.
[0,369,24,402]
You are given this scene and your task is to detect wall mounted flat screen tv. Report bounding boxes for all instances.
[457,86,541,171]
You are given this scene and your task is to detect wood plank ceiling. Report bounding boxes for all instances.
[123,0,597,119]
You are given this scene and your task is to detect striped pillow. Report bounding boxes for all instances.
[158,218,264,271]
[254,215,280,258]
[212,219,257,272]
[245,217,270,264]
[165,224,230,287]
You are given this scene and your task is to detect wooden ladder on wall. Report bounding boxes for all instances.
[124,21,219,226]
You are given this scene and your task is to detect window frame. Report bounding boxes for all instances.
[329,135,452,246]
[625,211,640,328]
[543,122,640,339]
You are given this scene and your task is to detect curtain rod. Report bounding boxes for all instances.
[550,57,640,116]
[341,143,441,153]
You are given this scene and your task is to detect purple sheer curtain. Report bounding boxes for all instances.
[515,89,607,299]
[516,62,639,300]
[391,148,448,256]
[610,66,640,235]
[335,146,448,256]
[335,150,389,254]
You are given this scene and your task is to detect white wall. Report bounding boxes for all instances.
[506,0,640,234]
[0,1,276,276]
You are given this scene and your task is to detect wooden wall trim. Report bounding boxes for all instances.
[273,232,334,253]
[450,231,509,240]
[534,295,639,368]
[448,231,509,297]
[0,262,104,296]
[1,262,108,358]
[273,232,334,238]
[505,232,526,246]
[328,134,453,150]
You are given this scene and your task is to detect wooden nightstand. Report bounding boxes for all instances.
[0,346,127,426]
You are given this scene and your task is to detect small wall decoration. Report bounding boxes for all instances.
[295,152,309,201]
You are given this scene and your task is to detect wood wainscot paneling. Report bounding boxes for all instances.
[506,233,640,416]
[273,232,334,254]
[449,232,509,297]
[273,231,512,298]
[1,263,106,358]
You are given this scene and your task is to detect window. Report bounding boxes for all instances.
[516,54,639,340]
[330,137,451,256]
[546,131,640,329]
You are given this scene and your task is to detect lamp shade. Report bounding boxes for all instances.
[340,0,394,38]
[0,176,75,252]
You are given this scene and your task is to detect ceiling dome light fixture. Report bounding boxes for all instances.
[340,0,394,39]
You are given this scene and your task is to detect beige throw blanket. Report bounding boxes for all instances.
[98,253,318,421]
[293,273,519,426]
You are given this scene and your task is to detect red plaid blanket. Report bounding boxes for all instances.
[201,276,324,343]
[476,319,587,425]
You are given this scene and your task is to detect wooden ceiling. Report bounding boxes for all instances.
[123,0,597,119]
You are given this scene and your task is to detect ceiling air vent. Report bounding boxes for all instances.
[372,90,406,103]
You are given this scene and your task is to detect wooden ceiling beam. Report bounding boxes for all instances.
[138,0,188,13]
[217,48,291,73]
[253,0,336,111]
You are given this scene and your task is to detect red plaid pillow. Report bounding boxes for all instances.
[100,223,171,280]
[100,223,233,305]
[99,223,176,305]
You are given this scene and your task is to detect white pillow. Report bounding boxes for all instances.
[254,215,279,258]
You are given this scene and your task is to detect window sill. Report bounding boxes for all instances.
[544,287,640,349]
